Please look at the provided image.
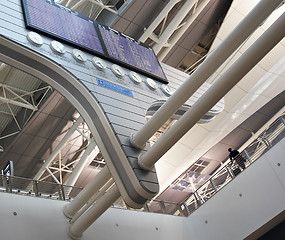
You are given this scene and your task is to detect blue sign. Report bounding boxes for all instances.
[97,78,133,97]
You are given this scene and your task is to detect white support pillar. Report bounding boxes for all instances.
[152,0,197,54]
[138,11,285,171]
[70,179,114,224]
[63,165,112,218]
[139,0,181,43]
[68,185,120,240]
[157,0,210,61]
[65,141,98,187]
[130,0,284,150]
[33,116,84,180]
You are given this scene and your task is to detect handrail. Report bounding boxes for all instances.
[0,114,284,217]
[0,174,184,216]
[182,113,285,215]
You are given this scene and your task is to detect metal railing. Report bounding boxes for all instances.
[113,197,185,216]
[0,175,83,201]
[183,113,285,216]
[0,174,184,216]
[1,114,284,217]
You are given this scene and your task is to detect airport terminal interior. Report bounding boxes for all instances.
[0,0,284,239]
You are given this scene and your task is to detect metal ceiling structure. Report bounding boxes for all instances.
[58,0,123,20]
[0,63,52,141]
[110,0,233,70]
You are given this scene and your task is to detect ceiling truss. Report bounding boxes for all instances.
[0,83,52,140]
[33,116,101,186]
[139,0,210,61]
[58,0,126,20]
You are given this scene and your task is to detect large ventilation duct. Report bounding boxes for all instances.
[130,0,284,150]
[137,11,285,171]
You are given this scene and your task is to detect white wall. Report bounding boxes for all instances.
[0,192,185,240]
[1,137,284,240]
[157,0,285,195]
[186,137,285,240]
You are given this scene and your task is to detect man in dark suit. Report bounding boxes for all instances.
[228,148,246,170]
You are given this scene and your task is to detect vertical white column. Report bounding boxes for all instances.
[130,0,284,150]
[33,116,83,180]
[138,12,285,170]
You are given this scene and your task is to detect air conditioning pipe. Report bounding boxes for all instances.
[138,11,285,171]
[130,0,284,150]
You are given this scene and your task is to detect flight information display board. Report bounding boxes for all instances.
[98,25,166,82]
[21,0,168,83]
[23,0,104,54]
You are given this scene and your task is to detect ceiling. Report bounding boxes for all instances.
[57,0,233,71]
[157,90,285,202]
[110,0,233,70]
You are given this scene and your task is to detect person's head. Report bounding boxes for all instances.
[228,148,232,152]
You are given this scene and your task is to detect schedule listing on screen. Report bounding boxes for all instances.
[98,25,166,81]
[21,0,168,83]
[23,0,104,54]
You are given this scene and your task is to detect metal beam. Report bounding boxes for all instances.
[152,0,197,54]
[33,116,84,180]
[46,167,61,184]
[157,0,210,61]
[139,0,181,43]
[65,141,98,187]
[70,0,86,10]
[0,83,39,111]
[0,96,37,111]
[88,0,118,15]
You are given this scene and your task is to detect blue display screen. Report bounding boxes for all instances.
[21,0,168,83]
[98,25,166,81]
[24,0,104,54]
